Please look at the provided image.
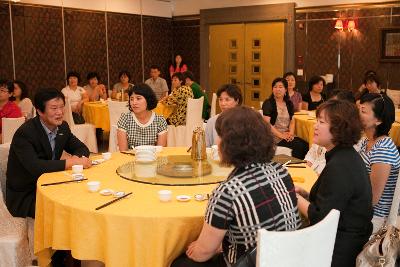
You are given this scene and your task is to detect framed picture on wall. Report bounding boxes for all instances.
[380,27,400,62]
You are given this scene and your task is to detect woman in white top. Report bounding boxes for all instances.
[117,83,167,150]
[12,80,34,119]
[61,71,88,115]
[205,84,242,147]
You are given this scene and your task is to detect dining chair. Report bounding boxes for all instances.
[386,89,400,108]
[210,93,217,118]
[1,117,25,144]
[107,100,128,152]
[170,97,204,147]
[256,209,340,267]
[63,98,98,153]
[0,143,32,267]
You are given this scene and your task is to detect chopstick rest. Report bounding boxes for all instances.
[95,192,133,210]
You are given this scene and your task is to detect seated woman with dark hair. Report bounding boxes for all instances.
[117,83,167,150]
[61,71,89,123]
[205,84,242,147]
[112,70,134,101]
[358,93,400,232]
[161,72,193,126]
[84,72,107,101]
[262,77,308,159]
[12,80,34,119]
[172,106,301,267]
[356,74,384,103]
[0,79,22,141]
[284,72,302,112]
[296,100,373,267]
[302,75,326,110]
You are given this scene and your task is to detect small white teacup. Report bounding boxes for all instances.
[158,190,172,202]
[102,152,112,160]
[87,181,101,192]
[72,164,83,174]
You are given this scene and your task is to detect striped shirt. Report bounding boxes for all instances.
[205,162,301,264]
[359,137,400,217]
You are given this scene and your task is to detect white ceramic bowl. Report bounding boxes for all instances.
[135,145,156,152]
[72,164,83,174]
[87,181,101,192]
[158,190,172,202]
[102,152,112,160]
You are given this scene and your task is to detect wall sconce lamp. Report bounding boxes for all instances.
[335,19,344,30]
[334,19,356,32]
[347,20,356,32]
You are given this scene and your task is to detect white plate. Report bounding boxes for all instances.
[71,173,84,180]
[176,195,191,202]
[99,189,114,196]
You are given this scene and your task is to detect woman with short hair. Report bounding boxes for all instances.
[117,83,167,150]
[61,71,88,123]
[284,72,302,112]
[296,100,373,267]
[302,76,326,110]
[205,84,242,147]
[161,72,193,126]
[84,72,107,101]
[172,106,301,267]
[112,70,134,101]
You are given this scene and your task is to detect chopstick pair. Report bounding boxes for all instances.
[41,178,88,186]
[95,192,133,210]
[286,165,306,168]
[286,160,307,165]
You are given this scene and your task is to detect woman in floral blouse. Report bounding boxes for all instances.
[161,72,193,126]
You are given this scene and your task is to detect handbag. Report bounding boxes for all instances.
[232,247,257,267]
[72,112,85,124]
[356,171,400,267]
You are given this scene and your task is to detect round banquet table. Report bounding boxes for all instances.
[82,101,110,132]
[293,111,400,147]
[34,147,318,267]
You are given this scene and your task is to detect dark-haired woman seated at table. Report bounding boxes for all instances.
[117,84,167,150]
[296,100,373,267]
[262,77,308,159]
[84,72,107,101]
[358,93,400,232]
[171,106,301,267]
[12,80,34,119]
[302,76,326,111]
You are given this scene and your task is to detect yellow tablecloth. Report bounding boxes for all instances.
[294,111,400,147]
[153,102,175,119]
[34,147,317,267]
[82,102,110,132]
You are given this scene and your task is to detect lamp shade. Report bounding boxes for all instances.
[335,19,343,30]
[348,20,356,31]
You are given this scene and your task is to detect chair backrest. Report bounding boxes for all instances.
[257,209,340,267]
[63,97,75,127]
[275,146,292,156]
[2,117,25,144]
[186,97,204,128]
[210,93,217,118]
[107,100,128,127]
[386,89,400,108]
[0,143,11,199]
[108,124,119,152]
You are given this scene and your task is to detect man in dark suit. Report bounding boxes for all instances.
[6,88,92,218]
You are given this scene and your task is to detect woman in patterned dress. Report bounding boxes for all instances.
[117,83,167,150]
[171,106,301,267]
[161,72,193,126]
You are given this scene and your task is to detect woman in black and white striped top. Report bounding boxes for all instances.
[172,106,301,267]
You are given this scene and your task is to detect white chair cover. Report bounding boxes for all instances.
[257,209,340,267]
[386,89,400,108]
[210,93,217,118]
[63,98,98,153]
[2,117,25,144]
[107,100,128,151]
[168,97,204,147]
[108,125,118,152]
[275,146,292,156]
[0,143,31,267]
